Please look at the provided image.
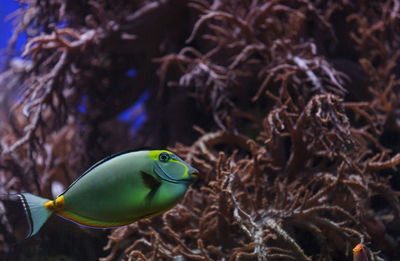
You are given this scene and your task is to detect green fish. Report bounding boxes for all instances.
[16,150,198,238]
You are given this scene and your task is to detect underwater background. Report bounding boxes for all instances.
[0,0,400,260]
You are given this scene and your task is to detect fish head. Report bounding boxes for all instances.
[353,243,368,261]
[149,150,198,184]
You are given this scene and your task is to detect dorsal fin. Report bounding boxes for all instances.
[82,148,154,176]
[60,148,154,196]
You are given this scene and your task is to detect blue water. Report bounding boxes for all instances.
[0,2,148,134]
[118,90,150,133]
[78,95,89,114]
[0,1,27,68]
[125,68,137,78]
[77,89,149,135]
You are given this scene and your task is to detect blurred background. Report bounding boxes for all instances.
[0,1,399,260]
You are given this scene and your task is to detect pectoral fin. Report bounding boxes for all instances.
[141,172,161,200]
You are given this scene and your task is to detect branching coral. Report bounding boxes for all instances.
[103,128,395,260]
[103,0,400,260]
[0,0,400,260]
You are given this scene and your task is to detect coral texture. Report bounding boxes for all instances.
[0,0,399,260]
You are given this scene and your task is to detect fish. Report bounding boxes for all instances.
[353,243,368,261]
[15,150,198,238]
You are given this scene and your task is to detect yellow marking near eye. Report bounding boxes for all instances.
[148,150,191,179]
[148,150,171,161]
[170,159,189,178]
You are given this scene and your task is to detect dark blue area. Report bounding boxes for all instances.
[0,2,149,135]
[125,68,137,78]
[78,95,89,114]
[78,105,87,114]
[118,90,150,133]
[0,1,28,68]
[58,20,67,28]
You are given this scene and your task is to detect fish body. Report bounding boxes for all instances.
[353,243,368,261]
[18,150,198,237]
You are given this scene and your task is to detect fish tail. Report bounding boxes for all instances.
[18,193,53,238]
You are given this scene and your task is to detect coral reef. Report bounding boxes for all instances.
[0,0,399,260]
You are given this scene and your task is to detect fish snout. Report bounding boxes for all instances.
[189,169,199,180]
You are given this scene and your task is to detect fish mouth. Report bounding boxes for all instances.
[190,170,199,179]
[187,170,199,182]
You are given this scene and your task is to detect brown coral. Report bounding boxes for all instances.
[0,0,399,260]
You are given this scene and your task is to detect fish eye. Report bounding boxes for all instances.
[159,152,170,162]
